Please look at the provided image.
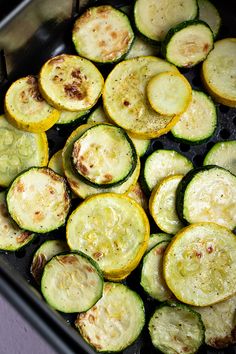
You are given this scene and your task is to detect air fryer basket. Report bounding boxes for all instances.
[0,0,236,353]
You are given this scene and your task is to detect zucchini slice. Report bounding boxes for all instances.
[0,191,35,251]
[7,167,71,233]
[75,282,145,352]
[4,76,60,132]
[71,124,137,188]
[147,233,172,253]
[176,166,236,230]
[134,0,198,43]
[149,303,205,354]
[0,114,48,187]
[203,140,236,175]
[162,20,214,68]
[147,72,192,116]
[39,54,104,111]
[149,175,184,234]
[193,294,236,348]
[48,150,64,176]
[163,223,236,306]
[143,149,193,192]
[125,36,158,59]
[198,0,221,38]
[41,252,103,313]
[87,105,151,157]
[30,239,69,283]
[103,56,181,139]
[66,193,149,280]
[201,38,236,107]
[141,241,174,301]
[171,90,217,144]
[127,182,148,211]
[72,5,134,64]
[62,124,141,199]
[56,109,89,125]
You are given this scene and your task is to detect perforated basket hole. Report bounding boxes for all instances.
[193,154,204,166]
[220,128,231,139]
[206,141,215,150]
[179,143,190,152]
[219,105,230,114]
[233,116,236,126]
[151,140,163,150]
[15,248,26,258]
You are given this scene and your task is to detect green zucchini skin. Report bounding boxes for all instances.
[71,124,138,189]
[149,302,205,354]
[162,20,214,68]
[176,165,236,227]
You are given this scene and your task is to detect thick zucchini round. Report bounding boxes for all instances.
[103,56,181,139]
[56,109,89,125]
[162,20,214,68]
[143,149,193,192]
[4,76,60,132]
[0,114,48,187]
[73,5,134,64]
[30,239,69,283]
[147,71,192,116]
[198,0,221,38]
[66,193,149,280]
[75,282,145,352]
[203,140,236,175]
[7,167,71,233]
[163,223,236,306]
[171,90,217,144]
[71,123,137,188]
[149,175,184,234]
[62,124,141,199]
[39,54,104,111]
[201,38,236,107]
[0,191,35,251]
[125,35,158,59]
[134,0,198,42]
[193,294,236,348]
[176,166,236,230]
[141,241,174,301]
[41,252,103,313]
[149,302,205,354]
[147,233,172,253]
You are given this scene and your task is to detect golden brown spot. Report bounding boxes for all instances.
[203,43,210,52]
[49,56,65,65]
[30,253,47,283]
[64,84,86,100]
[43,168,63,182]
[93,252,103,260]
[85,265,94,273]
[71,68,82,80]
[78,162,89,175]
[155,246,165,255]
[123,100,130,106]
[195,251,202,258]
[210,329,236,348]
[16,231,31,243]
[88,314,95,323]
[26,76,37,85]
[103,173,113,182]
[20,90,29,103]
[58,255,78,265]
[207,245,213,253]
[0,203,8,217]
[105,25,112,32]
[99,40,106,48]
[17,183,25,193]
[34,211,44,222]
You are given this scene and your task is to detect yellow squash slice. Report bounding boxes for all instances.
[66,193,150,279]
[4,76,59,132]
[163,222,236,306]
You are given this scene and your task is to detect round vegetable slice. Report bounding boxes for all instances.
[201,38,236,107]
[176,166,236,230]
[62,124,141,199]
[125,35,158,59]
[7,167,71,233]
[162,20,214,68]
[203,140,236,175]
[56,109,89,125]
[103,56,180,139]
[30,239,69,283]
[0,191,35,251]
[198,0,221,38]
[149,175,184,234]
[75,282,145,352]
[141,241,174,301]
[147,72,192,116]
[41,252,103,313]
[72,5,134,63]
[71,124,137,188]
[149,303,205,354]
[66,193,149,279]
[143,149,193,192]
[4,76,60,132]
[39,54,104,111]
[171,90,217,144]
[0,114,48,187]
[193,294,236,348]
[163,223,236,306]
[147,233,172,253]
[134,0,198,42]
